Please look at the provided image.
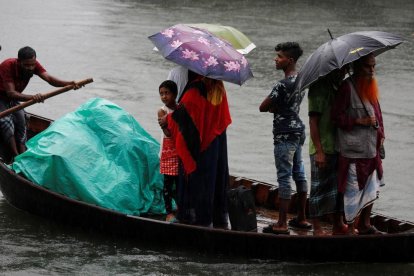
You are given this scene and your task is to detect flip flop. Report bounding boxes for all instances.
[358,225,385,235]
[262,225,290,235]
[288,217,312,230]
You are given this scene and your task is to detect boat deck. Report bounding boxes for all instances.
[229,176,414,235]
[256,208,315,236]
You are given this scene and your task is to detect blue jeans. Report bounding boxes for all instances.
[274,134,307,200]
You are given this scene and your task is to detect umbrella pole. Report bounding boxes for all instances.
[327,29,334,39]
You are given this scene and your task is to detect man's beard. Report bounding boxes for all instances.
[355,77,379,104]
[20,68,34,80]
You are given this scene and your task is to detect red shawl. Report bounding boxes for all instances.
[166,78,231,174]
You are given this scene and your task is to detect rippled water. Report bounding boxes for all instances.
[1,0,414,274]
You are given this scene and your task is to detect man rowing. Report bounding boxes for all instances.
[0,46,78,161]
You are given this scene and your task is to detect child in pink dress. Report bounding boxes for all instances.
[157,80,179,222]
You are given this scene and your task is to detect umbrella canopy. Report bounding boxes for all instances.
[295,31,404,92]
[187,23,256,54]
[148,24,254,85]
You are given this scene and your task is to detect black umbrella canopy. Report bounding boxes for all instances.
[295,31,405,92]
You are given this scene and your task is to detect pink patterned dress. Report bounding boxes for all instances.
[160,105,179,176]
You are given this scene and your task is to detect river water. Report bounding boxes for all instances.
[1,0,414,274]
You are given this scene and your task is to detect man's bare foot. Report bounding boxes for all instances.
[332,224,349,235]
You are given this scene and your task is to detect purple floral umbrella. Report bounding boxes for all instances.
[148,24,253,85]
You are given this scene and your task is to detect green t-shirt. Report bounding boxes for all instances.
[308,79,337,155]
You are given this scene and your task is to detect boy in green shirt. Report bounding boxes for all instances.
[308,68,348,235]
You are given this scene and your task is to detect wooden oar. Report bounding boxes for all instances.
[0,78,93,119]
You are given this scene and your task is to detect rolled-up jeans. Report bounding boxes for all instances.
[274,133,307,200]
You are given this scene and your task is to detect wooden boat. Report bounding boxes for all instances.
[0,113,413,262]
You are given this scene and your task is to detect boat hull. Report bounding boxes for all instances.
[0,113,413,262]
[1,162,413,262]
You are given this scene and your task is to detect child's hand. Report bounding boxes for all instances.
[158,114,168,129]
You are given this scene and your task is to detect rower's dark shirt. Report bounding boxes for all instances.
[0,58,46,100]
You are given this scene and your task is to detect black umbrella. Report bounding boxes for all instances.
[294,30,404,92]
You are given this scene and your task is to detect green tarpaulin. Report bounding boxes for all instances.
[12,98,165,216]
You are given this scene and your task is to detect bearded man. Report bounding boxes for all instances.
[331,53,385,235]
[0,46,77,161]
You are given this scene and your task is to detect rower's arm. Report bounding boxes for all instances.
[3,82,36,102]
[39,72,76,88]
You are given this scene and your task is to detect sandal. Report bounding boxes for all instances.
[288,217,312,230]
[263,224,290,235]
[358,225,385,235]
[166,213,177,223]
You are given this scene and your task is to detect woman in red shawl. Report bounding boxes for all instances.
[159,70,231,227]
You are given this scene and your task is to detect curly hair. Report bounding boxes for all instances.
[275,42,303,62]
